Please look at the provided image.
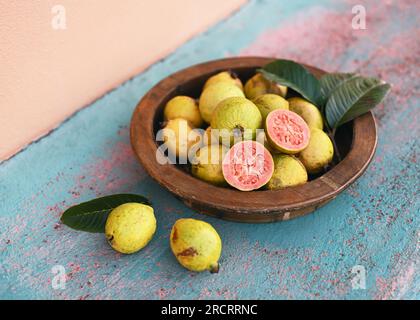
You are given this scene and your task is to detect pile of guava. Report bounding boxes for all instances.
[160,71,334,191]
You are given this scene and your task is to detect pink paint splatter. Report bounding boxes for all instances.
[241,7,356,71]
[312,265,320,272]
[157,287,176,300]
[375,263,416,299]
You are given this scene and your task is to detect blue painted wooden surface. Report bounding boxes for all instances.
[0,0,419,299]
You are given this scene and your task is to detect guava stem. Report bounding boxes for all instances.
[209,263,220,274]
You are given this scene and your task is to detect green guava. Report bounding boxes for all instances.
[288,97,323,130]
[105,203,156,254]
[244,73,287,100]
[210,97,262,146]
[266,155,308,190]
[253,93,289,121]
[164,95,203,128]
[256,130,281,155]
[191,144,227,186]
[199,82,244,123]
[203,127,219,145]
[299,128,334,174]
[163,118,201,161]
[222,140,274,191]
[203,71,243,91]
[265,109,310,154]
[170,218,222,273]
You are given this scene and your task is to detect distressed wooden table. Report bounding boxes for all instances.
[0,0,418,299]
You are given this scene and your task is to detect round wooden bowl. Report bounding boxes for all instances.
[130,57,377,223]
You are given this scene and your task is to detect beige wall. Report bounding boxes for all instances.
[0,0,245,160]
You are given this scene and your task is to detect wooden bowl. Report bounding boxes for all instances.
[130,57,377,223]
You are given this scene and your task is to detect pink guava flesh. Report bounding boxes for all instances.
[266,109,310,153]
[222,141,274,191]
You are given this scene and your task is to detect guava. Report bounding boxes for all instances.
[163,118,201,162]
[244,73,287,100]
[266,155,308,190]
[170,218,222,273]
[253,93,289,122]
[203,71,243,91]
[255,130,281,155]
[288,97,323,130]
[265,109,310,154]
[164,95,203,128]
[105,203,156,254]
[210,97,262,146]
[299,128,334,174]
[222,140,274,191]
[191,144,227,186]
[203,127,219,145]
[199,82,245,123]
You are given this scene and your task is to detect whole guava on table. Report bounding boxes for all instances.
[105,203,156,254]
[170,218,222,273]
[222,140,274,191]
[265,109,310,154]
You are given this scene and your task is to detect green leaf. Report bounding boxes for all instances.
[320,73,357,100]
[258,59,323,106]
[325,76,391,128]
[61,194,151,233]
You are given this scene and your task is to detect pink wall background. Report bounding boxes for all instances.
[0,0,245,161]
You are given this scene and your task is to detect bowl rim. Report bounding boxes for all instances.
[130,57,377,219]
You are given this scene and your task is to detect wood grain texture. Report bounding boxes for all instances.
[0,0,418,300]
[130,57,377,222]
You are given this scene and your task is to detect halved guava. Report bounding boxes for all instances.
[265,109,310,154]
[222,141,274,191]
